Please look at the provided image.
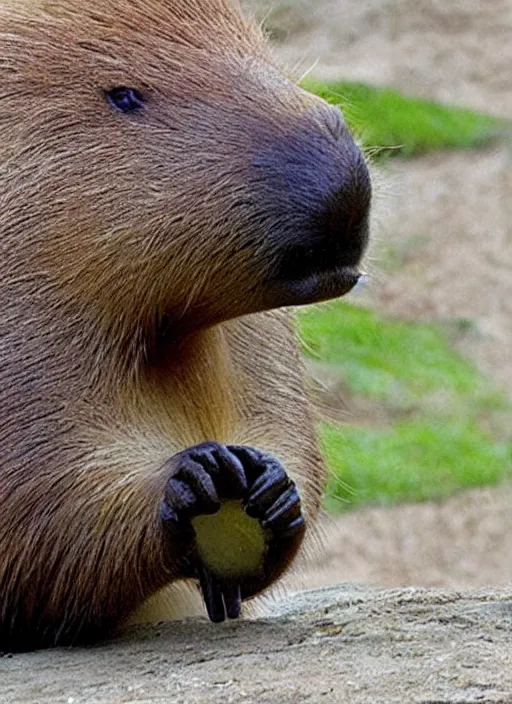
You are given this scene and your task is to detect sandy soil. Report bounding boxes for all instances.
[299,485,512,592]
[246,0,512,118]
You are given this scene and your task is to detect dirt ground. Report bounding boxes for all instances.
[299,485,512,593]
[246,0,512,118]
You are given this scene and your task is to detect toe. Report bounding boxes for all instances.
[261,484,301,532]
[196,564,227,623]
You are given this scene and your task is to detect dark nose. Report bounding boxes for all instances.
[251,107,371,285]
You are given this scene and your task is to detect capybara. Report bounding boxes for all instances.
[0,0,371,651]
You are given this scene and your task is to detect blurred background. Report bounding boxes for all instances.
[243,0,512,590]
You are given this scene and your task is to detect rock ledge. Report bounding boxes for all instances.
[2,586,512,703]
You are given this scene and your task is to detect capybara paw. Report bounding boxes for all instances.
[228,445,305,539]
[161,443,305,622]
[160,442,248,524]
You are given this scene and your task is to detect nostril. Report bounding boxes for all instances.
[252,115,371,276]
[324,106,347,141]
[312,151,372,264]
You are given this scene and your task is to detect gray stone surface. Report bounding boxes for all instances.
[2,586,512,703]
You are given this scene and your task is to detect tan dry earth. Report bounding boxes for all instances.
[246,0,512,118]
[299,485,512,593]
[2,1,512,701]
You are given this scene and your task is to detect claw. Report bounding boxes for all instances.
[228,446,292,519]
[245,473,290,517]
[279,515,306,538]
[223,582,242,620]
[196,563,226,623]
[227,445,280,485]
[162,442,305,621]
[179,460,219,510]
[159,501,179,523]
[211,444,248,497]
[196,564,242,623]
[261,484,301,531]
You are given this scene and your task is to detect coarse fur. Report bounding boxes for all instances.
[0,0,369,650]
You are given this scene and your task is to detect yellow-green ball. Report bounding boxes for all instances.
[192,500,269,579]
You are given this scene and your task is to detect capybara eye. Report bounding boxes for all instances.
[105,86,145,114]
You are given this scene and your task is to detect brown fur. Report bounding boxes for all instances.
[0,0,366,650]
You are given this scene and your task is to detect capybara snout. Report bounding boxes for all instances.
[249,104,371,306]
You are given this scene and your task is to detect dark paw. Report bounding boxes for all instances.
[160,441,248,524]
[160,442,305,623]
[228,446,305,540]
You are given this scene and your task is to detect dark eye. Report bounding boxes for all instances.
[105,86,145,114]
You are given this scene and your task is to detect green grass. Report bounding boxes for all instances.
[304,79,509,158]
[298,301,512,510]
[322,420,511,512]
[299,302,498,410]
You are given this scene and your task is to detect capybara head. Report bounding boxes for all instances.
[1,0,371,338]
